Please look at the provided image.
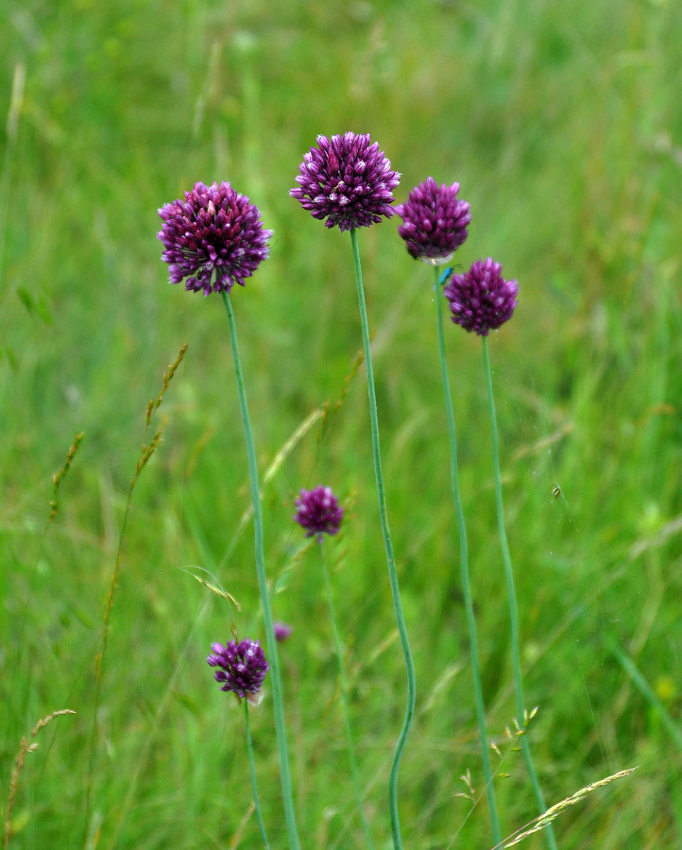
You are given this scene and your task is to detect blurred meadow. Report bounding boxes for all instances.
[1,0,681,847]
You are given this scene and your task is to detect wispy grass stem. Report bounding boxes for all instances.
[318,539,374,848]
[85,442,156,836]
[434,266,502,845]
[220,291,300,850]
[4,709,76,850]
[349,228,415,850]
[482,336,558,850]
[84,347,186,840]
[0,63,24,295]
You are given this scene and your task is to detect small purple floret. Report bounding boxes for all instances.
[397,177,471,264]
[207,638,269,698]
[290,132,400,232]
[158,181,272,296]
[443,258,518,336]
[294,486,344,539]
[273,621,293,642]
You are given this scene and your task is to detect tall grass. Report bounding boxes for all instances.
[1,0,681,847]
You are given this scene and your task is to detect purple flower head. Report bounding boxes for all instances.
[294,486,344,539]
[396,177,471,264]
[443,258,518,336]
[290,132,400,232]
[207,638,268,701]
[158,181,272,296]
[273,621,293,642]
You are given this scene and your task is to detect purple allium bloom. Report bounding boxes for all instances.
[294,486,344,539]
[157,181,272,295]
[443,258,519,336]
[396,177,471,264]
[207,638,268,699]
[290,132,400,231]
[273,621,293,642]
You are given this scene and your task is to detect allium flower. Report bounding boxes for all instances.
[443,258,518,336]
[294,486,344,539]
[396,177,471,264]
[158,181,272,295]
[290,132,400,231]
[207,638,269,700]
[273,621,293,642]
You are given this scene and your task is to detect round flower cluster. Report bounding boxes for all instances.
[294,486,344,539]
[207,638,269,699]
[443,258,518,336]
[397,177,471,264]
[158,181,272,295]
[290,132,400,232]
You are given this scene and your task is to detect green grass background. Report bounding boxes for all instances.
[1,0,681,847]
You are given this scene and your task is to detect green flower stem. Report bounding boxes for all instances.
[221,292,301,850]
[434,267,502,846]
[349,228,416,850]
[318,540,374,848]
[482,336,558,850]
[244,699,271,849]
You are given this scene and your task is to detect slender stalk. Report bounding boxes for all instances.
[433,267,502,845]
[85,488,134,839]
[5,432,83,771]
[221,292,300,850]
[85,350,184,844]
[349,228,416,850]
[86,428,161,836]
[244,699,271,849]
[482,336,558,850]
[86,428,163,838]
[318,540,374,848]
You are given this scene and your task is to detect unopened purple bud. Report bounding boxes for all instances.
[294,486,344,539]
[397,177,471,264]
[443,258,518,336]
[273,622,293,642]
[207,638,268,699]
